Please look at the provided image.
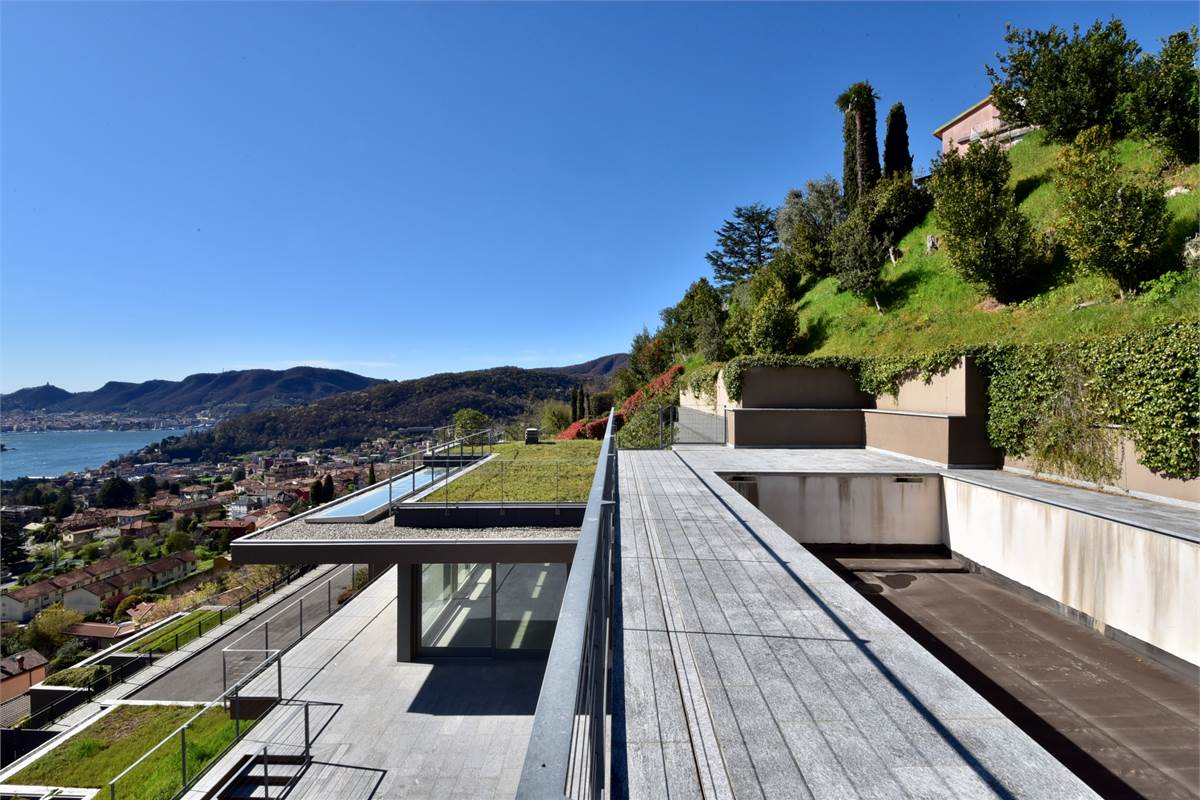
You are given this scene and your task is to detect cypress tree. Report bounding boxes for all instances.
[883,102,913,177]
[310,479,324,504]
[571,387,580,421]
[323,474,334,502]
[368,463,376,484]
[836,82,882,206]
[842,112,858,211]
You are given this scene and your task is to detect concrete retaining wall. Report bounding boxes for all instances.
[740,366,869,409]
[1005,438,1200,508]
[726,473,943,545]
[865,411,999,467]
[942,476,1200,667]
[727,408,864,448]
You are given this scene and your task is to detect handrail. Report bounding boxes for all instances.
[516,409,618,799]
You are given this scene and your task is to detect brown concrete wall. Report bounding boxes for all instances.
[727,408,864,447]
[740,367,870,410]
[1004,437,1199,507]
[865,411,952,464]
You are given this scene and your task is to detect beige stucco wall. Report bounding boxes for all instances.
[733,474,943,545]
[873,357,986,416]
[727,408,865,448]
[1004,437,1199,507]
[943,477,1200,666]
[679,369,736,415]
[740,367,869,409]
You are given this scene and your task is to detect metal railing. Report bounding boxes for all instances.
[106,648,286,799]
[220,564,366,692]
[669,405,727,445]
[517,409,618,799]
[381,427,496,508]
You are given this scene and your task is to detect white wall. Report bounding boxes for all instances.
[943,477,1200,667]
[743,474,943,545]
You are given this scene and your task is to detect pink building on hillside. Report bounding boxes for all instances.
[932,96,1036,155]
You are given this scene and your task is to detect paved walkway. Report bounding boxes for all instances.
[615,449,1097,799]
[46,564,350,732]
[191,568,545,800]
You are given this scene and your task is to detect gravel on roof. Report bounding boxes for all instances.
[246,516,579,542]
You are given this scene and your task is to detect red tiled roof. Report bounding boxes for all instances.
[66,621,138,639]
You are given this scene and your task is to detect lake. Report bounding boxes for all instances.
[0,428,192,480]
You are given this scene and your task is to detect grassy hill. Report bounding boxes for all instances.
[791,132,1199,359]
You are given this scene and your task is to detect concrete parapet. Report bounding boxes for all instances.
[727,408,864,447]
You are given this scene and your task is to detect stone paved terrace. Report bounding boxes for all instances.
[615,448,1098,799]
[188,566,544,800]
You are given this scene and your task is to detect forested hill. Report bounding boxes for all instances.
[154,366,582,460]
[540,353,629,378]
[1,367,384,416]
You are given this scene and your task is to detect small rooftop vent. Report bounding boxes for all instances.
[525,427,540,444]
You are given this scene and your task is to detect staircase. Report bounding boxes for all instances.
[208,751,309,799]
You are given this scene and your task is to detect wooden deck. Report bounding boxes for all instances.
[614,449,1098,799]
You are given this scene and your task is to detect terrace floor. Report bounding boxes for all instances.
[828,552,1200,799]
[187,568,544,800]
[615,448,1098,799]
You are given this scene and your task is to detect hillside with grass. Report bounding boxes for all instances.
[791,131,1199,359]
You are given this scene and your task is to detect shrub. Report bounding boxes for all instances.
[866,172,931,249]
[582,418,609,439]
[722,297,754,357]
[555,420,588,441]
[749,281,796,353]
[830,208,888,300]
[336,588,354,605]
[1124,28,1199,164]
[47,639,93,675]
[929,141,1038,302]
[987,18,1138,141]
[1056,128,1171,293]
[43,664,111,688]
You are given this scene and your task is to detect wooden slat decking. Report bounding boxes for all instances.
[614,449,1098,799]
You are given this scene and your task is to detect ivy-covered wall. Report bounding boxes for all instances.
[712,321,1198,482]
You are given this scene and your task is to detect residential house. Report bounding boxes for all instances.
[64,581,119,615]
[60,527,98,547]
[181,485,212,502]
[1,583,63,622]
[0,649,48,701]
[114,509,150,527]
[202,519,256,543]
[932,96,1037,155]
[65,621,139,648]
[106,566,155,596]
[173,499,222,520]
[145,552,197,587]
[268,460,310,481]
[120,519,160,539]
[83,558,128,582]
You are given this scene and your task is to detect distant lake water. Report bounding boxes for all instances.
[0,428,191,480]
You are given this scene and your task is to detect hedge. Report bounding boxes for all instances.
[717,321,1198,481]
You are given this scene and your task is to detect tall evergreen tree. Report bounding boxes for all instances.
[322,474,334,502]
[368,463,376,485]
[836,82,882,206]
[882,102,913,177]
[842,113,858,211]
[705,203,780,292]
[571,386,580,421]
[310,479,324,504]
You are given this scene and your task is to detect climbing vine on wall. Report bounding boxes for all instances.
[717,321,1199,481]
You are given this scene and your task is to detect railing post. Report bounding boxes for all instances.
[263,746,271,800]
[235,691,241,739]
[174,632,180,652]
[304,703,311,759]
[222,654,227,693]
[327,580,332,614]
[180,726,188,786]
[265,620,270,650]
[299,598,304,638]
[276,655,283,700]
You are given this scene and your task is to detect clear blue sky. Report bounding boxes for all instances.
[2,1,1193,392]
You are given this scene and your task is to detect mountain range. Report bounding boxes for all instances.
[1,355,627,418]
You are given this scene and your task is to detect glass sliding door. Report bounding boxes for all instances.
[415,562,567,656]
[495,563,566,651]
[419,563,493,654]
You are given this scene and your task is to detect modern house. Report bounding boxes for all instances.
[932,95,1037,155]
